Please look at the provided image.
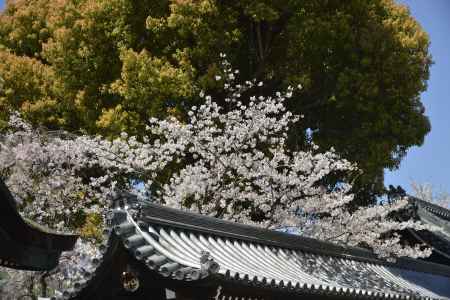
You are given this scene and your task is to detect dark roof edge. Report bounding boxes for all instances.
[407,195,450,220]
[141,203,450,277]
[0,179,78,251]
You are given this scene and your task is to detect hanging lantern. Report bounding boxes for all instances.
[121,270,140,292]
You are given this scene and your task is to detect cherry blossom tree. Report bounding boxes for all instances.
[0,55,435,298]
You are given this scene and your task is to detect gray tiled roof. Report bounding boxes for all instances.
[57,202,450,300]
[113,204,450,299]
[406,197,450,261]
[409,197,450,221]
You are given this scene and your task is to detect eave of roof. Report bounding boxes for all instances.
[0,180,78,270]
[408,196,450,221]
[405,196,450,262]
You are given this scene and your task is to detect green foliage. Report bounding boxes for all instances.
[79,213,104,241]
[0,0,431,205]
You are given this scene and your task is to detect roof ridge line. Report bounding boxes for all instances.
[408,195,450,220]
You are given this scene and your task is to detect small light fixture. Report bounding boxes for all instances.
[121,270,140,292]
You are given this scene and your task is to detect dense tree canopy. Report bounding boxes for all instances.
[0,0,432,204]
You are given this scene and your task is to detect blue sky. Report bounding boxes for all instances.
[0,0,449,194]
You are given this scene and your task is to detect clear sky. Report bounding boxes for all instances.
[0,0,449,194]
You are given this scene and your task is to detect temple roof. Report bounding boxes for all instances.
[406,197,450,263]
[408,197,450,221]
[61,203,450,300]
[0,180,78,271]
